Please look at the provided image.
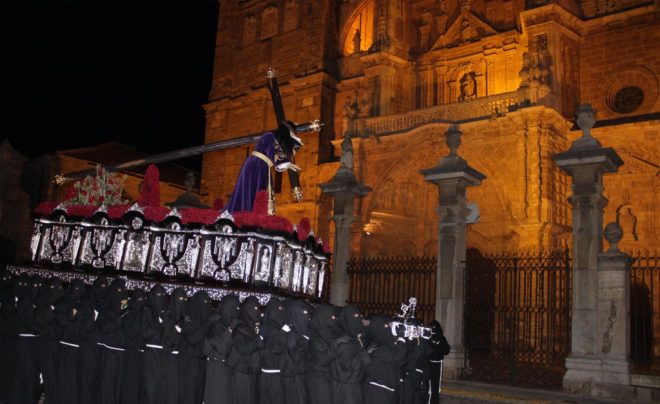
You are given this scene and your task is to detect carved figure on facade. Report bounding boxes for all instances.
[353,28,362,54]
[261,6,279,39]
[518,35,552,102]
[459,72,477,101]
[460,21,479,42]
[343,96,359,120]
[243,15,257,45]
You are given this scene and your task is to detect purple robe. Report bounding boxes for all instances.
[226,132,276,213]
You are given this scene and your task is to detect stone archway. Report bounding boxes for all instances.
[340,0,375,56]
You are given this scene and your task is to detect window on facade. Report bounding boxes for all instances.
[609,86,644,114]
[342,0,374,55]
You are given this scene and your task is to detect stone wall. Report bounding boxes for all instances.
[203,1,660,257]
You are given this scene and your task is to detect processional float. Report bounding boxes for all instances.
[10,68,327,305]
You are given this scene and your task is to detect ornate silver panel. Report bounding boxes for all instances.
[291,250,304,293]
[253,243,273,283]
[122,231,151,273]
[29,212,330,300]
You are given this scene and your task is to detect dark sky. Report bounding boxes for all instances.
[1,0,219,170]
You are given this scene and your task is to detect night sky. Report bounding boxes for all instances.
[2,0,219,170]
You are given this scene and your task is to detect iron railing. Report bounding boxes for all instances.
[463,248,572,390]
[346,256,436,323]
[630,250,660,375]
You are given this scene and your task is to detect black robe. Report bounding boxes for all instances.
[53,298,78,404]
[0,273,17,403]
[79,276,109,404]
[178,290,211,404]
[399,338,433,404]
[362,315,407,404]
[226,296,264,404]
[257,299,289,404]
[305,304,339,404]
[283,299,310,404]
[330,305,369,404]
[203,294,240,404]
[121,289,147,404]
[142,285,169,404]
[11,274,43,404]
[97,279,128,404]
[35,277,65,404]
[428,321,450,404]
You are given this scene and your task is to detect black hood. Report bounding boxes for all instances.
[65,279,86,304]
[168,288,187,321]
[30,275,44,302]
[91,276,109,309]
[339,305,364,339]
[149,285,168,315]
[54,298,73,327]
[218,294,241,326]
[0,272,13,293]
[310,303,339,341]
[369,314,396,345]
[239,296,261,326]
[429,319,444,336]
[76,298,95,323]
[0,274,15,318]
[263,298,287,329]
[44,277,65,306]
[15,274,31,307]
[188,290,212,323]
[286,299,310,335]
[129,289,148,311]
[107,279,128,312]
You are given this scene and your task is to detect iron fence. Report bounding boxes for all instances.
[629,250,660,375]
[463,248,572,390]
[346,256,436,323]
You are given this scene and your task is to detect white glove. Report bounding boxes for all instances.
[94,310,99,321]
[275,162,301,173]
[175,325,182,333]
[158,316,163,324]
[281,324,291,332]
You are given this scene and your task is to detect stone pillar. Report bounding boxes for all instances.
[597,222,633,399]
[421,125,485,379]
[552,104,624,396]
[319,135,371,306]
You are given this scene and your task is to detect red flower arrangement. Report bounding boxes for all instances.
[212,198,224,210]
[297,217,311,241]
[138,164,161,207]
[181,208,219,225]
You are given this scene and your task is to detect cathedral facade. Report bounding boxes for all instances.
[202,0,659,257]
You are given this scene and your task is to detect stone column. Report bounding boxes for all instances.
[421,125,485,379]
[552,104,623,396]
[319,135,371,306]
[597,222,633,400]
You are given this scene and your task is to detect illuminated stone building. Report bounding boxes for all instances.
[202,0,659,257]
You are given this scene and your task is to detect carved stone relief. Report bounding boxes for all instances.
[243,15,257,45]
[283,0,299,32]
[261,6,278,39]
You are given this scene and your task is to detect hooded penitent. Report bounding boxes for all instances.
[258,298,290,404]
[362,315,407,404]
[91,276,109,310]
[0,273,16,404]
[11,274,42,404]
[143,284,171,404]
[97,278,127,404]
[36,277,65,404]
[121,289,148,404]
[283,299,310,404]
[339,305,365,341]
[305,304,339,404]
[179,290,212,404]
[203,294,240,404]
[227,295,264,404]
[168,287,187,323]
[66,278,86,304]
